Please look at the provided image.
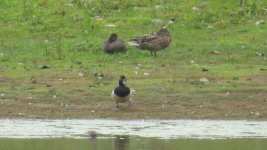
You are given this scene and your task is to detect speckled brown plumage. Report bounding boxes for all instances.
[103,33,127,54]
[128,28,171,56]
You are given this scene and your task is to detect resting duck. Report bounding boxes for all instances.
[112,75,132,108]
[128,28,171,56]
[103,33,127,54]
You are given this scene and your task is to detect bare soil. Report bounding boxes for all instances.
[0,73,267,120]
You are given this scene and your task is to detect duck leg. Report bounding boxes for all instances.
[128,99,133,107]
[116,101,119,108]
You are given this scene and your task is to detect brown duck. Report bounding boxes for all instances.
[103,33,127,54]
[128,28,171,56]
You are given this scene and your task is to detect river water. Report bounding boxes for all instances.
[0,119,267,150]
[0,119,267,139]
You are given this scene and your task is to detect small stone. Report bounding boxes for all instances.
[152,19,163,25]
[95,16,103,20]
[40,64,50,69]
[197,2,209,9]
[256,20,265,25]
[202,68,209,72]
[91,110,95,113]
[199,77,209,82]
[155,5,163,9]
[46,83,52,87]
[256,52,264,56]
[192,7,200,11]
[131,89,136,93]
[59,78,63,81]
[0,94,4,96]
[211,50,221,54]
[105,24,116,27]
[78,73,84,77]
[144,72,149,76]
[207,25,213,29]
[65,3,74,7]
[169,18,175,24]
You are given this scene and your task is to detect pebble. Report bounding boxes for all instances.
[105,24,116,27]
[212,50,221,54]
[152,19,163,25]
[199,77,209,83]
[197,2,209,9]
[78,73,84,77]
[144,72,149,76]
[192,7,200,11]
[256,20,265,25]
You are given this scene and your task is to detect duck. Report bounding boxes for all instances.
[128,28,171,56]
[103,33,127,54]
[112,75,132,108]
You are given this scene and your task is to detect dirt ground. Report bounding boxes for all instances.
[1,92,266,120]
[0,73,267,120]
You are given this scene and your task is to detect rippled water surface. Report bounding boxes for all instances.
[0,119,267,150]
[0,119,267,139]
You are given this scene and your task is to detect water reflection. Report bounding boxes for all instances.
[89,131,97,150]
[114,135,130,150]
[0,137,267,150]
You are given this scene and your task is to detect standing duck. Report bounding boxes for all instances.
[112,75,132,108]
[128,28,171,56]
[103,33,127,54]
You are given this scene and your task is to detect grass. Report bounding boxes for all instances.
[0,0,267,119]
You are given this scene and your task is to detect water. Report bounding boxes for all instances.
[0,137,266,150]
[1,119,267,139]
[0,119,267,150]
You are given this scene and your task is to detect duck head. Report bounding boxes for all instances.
[109,33,118,43]
[157,28,170,36]
[119,75,127,86]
